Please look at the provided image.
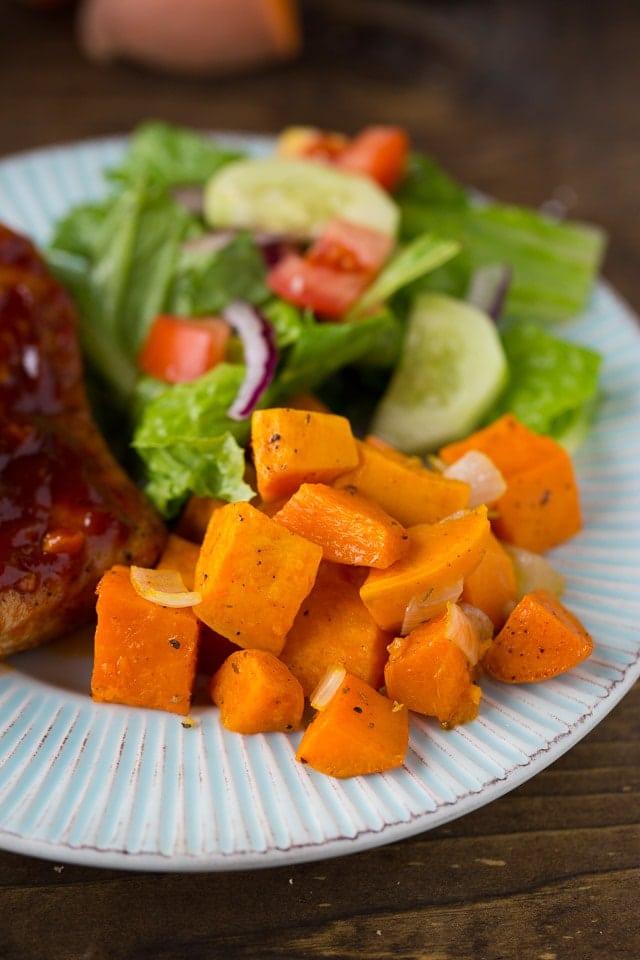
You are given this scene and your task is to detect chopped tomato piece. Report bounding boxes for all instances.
[307,218,393,275]
[267,253,370,318]
[138,314,231,383]
[267,217,393,318]
[277,126,349,162]
[337,126,409,192]
[277,124,410,193]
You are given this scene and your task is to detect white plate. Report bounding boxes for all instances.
[1,135,639,872]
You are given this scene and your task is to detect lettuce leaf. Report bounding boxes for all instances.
[107,120,242,188]
[132,363,253,516]
[396,155,606,323]
[48,185,270,409]
[346,233,460,321]
[272,308,402,401]
[486,321,602,447]
[394,153,471,210]
[171,232,270,315]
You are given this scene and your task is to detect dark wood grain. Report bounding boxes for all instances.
[1,1,639,957]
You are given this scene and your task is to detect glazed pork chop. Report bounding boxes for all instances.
[0,224,166,657]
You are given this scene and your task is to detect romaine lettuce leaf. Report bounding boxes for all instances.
[485,321,602,446]
[48,185,271,408]
[394,153,471,210]
[271,309,402,400]
[346,233,460,321]
[171,232,270,315]
[396,155,606,323]
[49,184,197,403]
[107,120,242,188]
[132,363,253,516]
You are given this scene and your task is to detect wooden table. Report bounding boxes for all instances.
[1,2,639,957]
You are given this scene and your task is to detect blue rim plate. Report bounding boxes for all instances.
[1,134,639,871]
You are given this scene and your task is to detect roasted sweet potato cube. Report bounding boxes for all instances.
[483,588,594,682]
[385,612,482,728]
[156,533,201,590]
[174,495,226,544]
[251,407,359,502]
[360,506,491,633]
[334,439,470,526]
[210,649,305,734]
[194,501,322,654]
[91,565,199,715]
[296,671,409,778]
[273,482,408,568]
[439,414,582,553]
[280,561,391,696]
[461,531,518,629]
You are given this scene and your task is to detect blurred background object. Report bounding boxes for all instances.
[76,0,302,75]
[4,0,639,307]
[17,0,302,74]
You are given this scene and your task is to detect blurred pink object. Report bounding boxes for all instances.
[76,0,301,75]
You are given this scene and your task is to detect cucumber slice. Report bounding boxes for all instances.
[204,157,399,238]
[370,292,508,453]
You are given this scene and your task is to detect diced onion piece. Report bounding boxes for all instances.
[130,566,202,608]
[459,602,495,658]
[401,578,464,636]
[223,300,279,421]
[443,450,506,508]
[310,665,347,711]
[444,601,491,666]
[503,544,565,599]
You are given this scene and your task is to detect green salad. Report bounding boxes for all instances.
[46,120,605,519]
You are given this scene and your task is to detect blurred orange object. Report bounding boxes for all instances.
[76,0,301,75]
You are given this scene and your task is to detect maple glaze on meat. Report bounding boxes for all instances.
[0,224,166,657]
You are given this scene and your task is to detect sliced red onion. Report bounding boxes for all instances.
[223,300,279,421]
[172,185,205,214]
[253,231,307,268]
[466,262,512,320]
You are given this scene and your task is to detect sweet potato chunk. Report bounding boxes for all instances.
[296,671,409,777]
[280,561,391,696]
[194,501,322,654]
[210,649,305,734]
[251,407,359,502]
[360,506,491,633]
[175,495,226,543]
[334,439,470,526]
[385,611,482,727]
[483,588,594,682]
[461,531,518,629]
[91,565,199,715]
[440,414,582,553]
[273,482,408,568]
[156,533,201,590]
